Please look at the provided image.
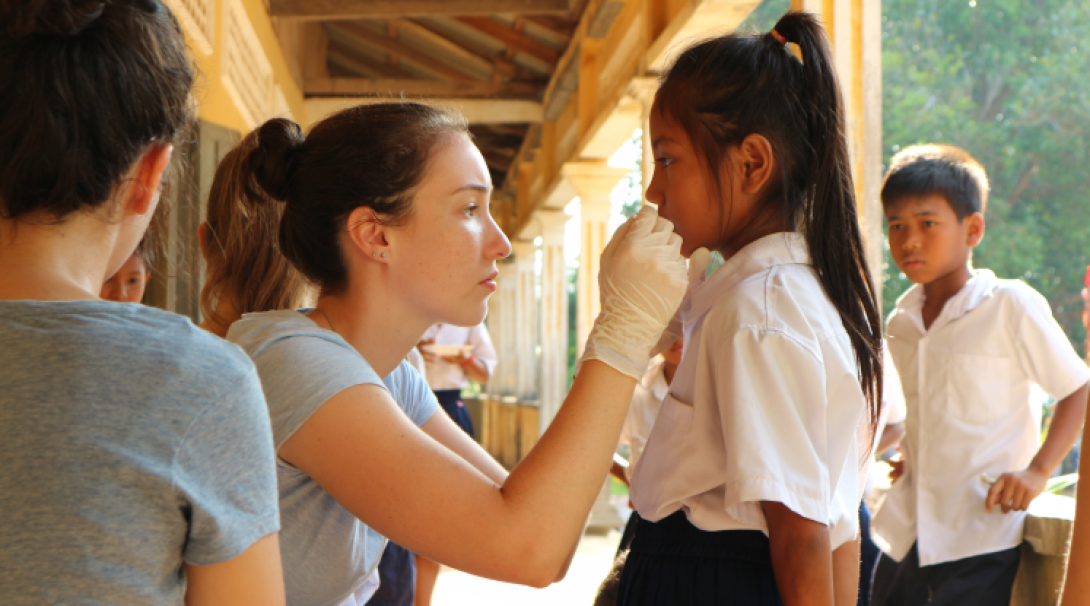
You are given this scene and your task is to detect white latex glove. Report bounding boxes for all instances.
[651,246,711,357]
[576,205,688,380]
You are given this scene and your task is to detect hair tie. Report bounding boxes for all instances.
[769,29,804,65]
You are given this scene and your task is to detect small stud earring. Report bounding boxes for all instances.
[380,252,387,258]
[372,253,377,257]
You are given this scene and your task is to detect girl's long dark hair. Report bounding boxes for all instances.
[656,11,883,442]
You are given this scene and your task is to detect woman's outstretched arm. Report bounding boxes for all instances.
[279,361,634,587]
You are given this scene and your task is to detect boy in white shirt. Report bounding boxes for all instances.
[871,145,1090,606]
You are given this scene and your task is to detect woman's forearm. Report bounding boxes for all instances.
[762,501,835,606]
[497,361,637,576]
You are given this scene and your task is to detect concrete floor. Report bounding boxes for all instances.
[431,529,623,606]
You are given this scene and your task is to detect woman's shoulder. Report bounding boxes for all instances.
[125,305,261,387]
[227,310,385,405]
[228,310,353,359]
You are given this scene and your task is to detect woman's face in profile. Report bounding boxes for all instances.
[100,252,149,303]
[391,133,511,327]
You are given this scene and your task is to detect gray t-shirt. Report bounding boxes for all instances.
[0,300,280,606]
[228,310,438,606]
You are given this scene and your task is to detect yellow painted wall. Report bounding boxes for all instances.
[165,0,306,134]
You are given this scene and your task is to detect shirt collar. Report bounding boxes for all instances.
[893,268,999,330]
[684,232,810,325]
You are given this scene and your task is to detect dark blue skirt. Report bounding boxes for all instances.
[617,511,784,606]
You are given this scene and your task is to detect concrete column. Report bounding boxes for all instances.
[535,210,571,435]
[629,77,658,198]
[564,161,629,358]
[563,162,628,531]
[511,240,538,401]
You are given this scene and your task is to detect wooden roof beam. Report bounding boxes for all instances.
[456,16,560,64]
[391,18,517,80]
[306,97,544,126]
[304,77,541,98]
[327,22,478,82]
[327,49,412,79]
[270,0,574,21]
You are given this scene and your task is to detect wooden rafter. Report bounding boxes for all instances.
[328,22,477,82]
[456,16,560,64]
[327,48,411,79]
[524,15,576,34]
[269,0,574,20]
[392,18,515,80]
[304,77,541,98]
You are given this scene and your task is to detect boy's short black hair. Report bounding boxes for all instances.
[881,145,990,219]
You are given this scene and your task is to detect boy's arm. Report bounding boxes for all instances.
[986,381,1089,514]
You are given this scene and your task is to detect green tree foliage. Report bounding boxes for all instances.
[882,0,1090,352]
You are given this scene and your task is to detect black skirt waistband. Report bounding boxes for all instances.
[630,511,774,566]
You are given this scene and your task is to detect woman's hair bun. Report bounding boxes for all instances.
[249,118,306,203]
[9,0,108,37]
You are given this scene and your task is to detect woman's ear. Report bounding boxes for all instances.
[736,134,776,195]
[126,143,173,216]
[344,206,391,262]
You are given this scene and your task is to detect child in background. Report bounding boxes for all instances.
[871,145,1090,606]
[623,11,884,606]
[100,240,151,303]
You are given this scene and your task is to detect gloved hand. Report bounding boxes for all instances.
[576,205,688,380]
[651,246,711,357]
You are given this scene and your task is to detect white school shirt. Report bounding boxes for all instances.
[619,359,669,482]
[872,270,1090,566]
[629,233,866,549]
[421,323,498,390]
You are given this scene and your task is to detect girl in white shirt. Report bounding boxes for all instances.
[622,11,884,606]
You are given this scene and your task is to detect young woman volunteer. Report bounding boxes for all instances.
[0,2,284,604]
[220,105,688,605]
[622,12,885,606]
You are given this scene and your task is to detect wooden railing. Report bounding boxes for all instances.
[464,396,540,471]
[1012,493,1075,605]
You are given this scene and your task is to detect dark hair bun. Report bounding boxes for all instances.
[10,0,107,37]
[250,118,305,203]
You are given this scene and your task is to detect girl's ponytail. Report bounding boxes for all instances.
[772,12,884,439]
[199,120,311,335]
[655,11,883,441]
